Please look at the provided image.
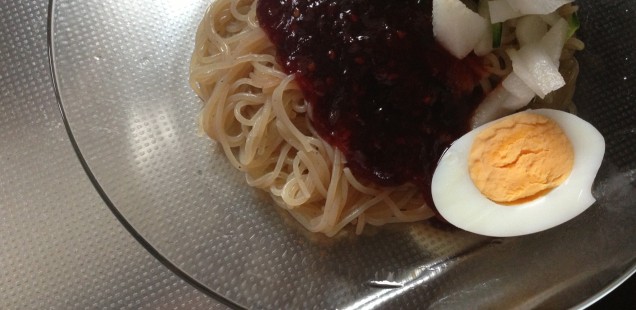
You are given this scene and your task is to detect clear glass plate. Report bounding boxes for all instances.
[49,0,636,308]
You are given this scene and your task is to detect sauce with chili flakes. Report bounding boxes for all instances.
[257,0,487,205]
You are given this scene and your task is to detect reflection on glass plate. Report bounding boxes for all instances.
[50,0,636,308]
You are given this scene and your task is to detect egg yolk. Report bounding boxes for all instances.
[468,113,574,204]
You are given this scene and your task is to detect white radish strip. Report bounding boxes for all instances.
[508,45,564,98]
[501,72,535,102]
[541,18,569,63]
[505,0,573,15]
[489,0,522,23]
[433,0,487,59]
[515,15,548,46]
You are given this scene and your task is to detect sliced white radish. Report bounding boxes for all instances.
[505,17,568,99]
[474,0,494,56]
[515,15,548,46]
[470,85,533,128]
[540,17,569,63]
[501,72,535,102]
[506,0,573,15]
[433,0,488,59]
[540,12,562,26]
[503,92,534,110]
[471,86,512,128]
[508,45,565,98]
[490,0,572,23]
[474,29,493,56]
[489,0,522,23]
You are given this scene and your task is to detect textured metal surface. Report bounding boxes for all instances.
[0,0,224,308]
[3,0,634,309]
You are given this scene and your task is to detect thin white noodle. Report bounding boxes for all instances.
[270,75,314,152]
[355,213,366,235]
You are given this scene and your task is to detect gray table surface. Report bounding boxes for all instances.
[0,1,224,308]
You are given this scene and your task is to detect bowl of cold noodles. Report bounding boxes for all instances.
[51,0,636,308]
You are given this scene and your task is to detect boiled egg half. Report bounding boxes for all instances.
[432,109,605,237]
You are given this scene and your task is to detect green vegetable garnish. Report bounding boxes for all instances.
[492,22,503,48]
[567,12,580,38]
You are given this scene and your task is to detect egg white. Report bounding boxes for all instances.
[431,109,605,237]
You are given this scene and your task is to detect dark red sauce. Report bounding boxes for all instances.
[257,0,486,205]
